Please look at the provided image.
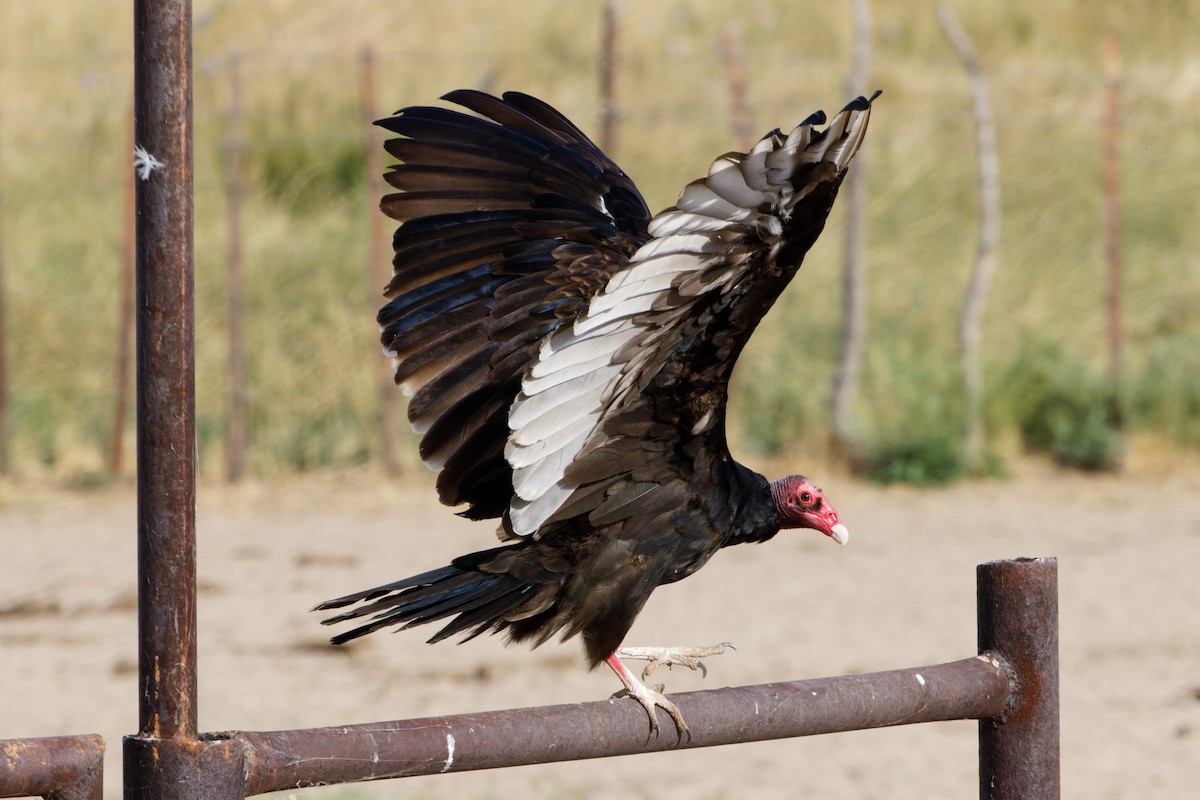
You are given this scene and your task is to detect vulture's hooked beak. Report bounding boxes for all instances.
[802,509,849,546]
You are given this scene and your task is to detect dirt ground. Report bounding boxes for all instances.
[2,458,1198,799]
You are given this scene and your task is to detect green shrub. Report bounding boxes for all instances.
[866,434,966,486]
[1130,335,1200,446]
[249,135,366,215]
[1000,341,1123,470]
[737,379,811,457]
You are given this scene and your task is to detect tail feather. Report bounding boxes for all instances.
[425,583,541,644]
[317,570,483,625]
[312,564,461,611]
[315,558,542,647]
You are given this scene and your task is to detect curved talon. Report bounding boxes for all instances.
[611,682,689,739]
[605,651,691,739]
[606,643,735,739]
[615,642,736,681]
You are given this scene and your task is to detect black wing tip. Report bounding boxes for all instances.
[327,626,372,646]
[311,590,375,613]
[312,598,348,612]
[441,87,489,103]
[842,89,883,113]
[800,109,828,127]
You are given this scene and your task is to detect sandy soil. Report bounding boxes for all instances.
[2,460,1198,799]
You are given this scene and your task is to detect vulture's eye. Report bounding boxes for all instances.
[799,491,812,504]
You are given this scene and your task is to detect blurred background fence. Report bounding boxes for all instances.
[0,0,1197,486]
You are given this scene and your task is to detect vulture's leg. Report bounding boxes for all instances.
[604,651,688,738]
[615,642,735,680]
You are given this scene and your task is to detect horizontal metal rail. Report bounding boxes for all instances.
[0,734,104,800]
[230,654,1011,794]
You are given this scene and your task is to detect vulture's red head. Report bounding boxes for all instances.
[770,475,848,545]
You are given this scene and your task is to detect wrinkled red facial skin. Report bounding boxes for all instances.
[769,474,843,539]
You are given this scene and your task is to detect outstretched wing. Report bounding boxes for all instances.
[507,93,880,538]
[377,90,652,521]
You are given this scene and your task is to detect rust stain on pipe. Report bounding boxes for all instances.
[0,734,105,800]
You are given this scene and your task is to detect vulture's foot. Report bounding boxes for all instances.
[615,642,736,680]
[605,651,690,739]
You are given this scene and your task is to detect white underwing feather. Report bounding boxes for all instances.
[509,401,604,462]
[526,335,616,383]
[707,156,771,208]
[633,231,724,259]
[676,183,756,222]
[509,363,621,434]
[738,140,776,191]
[647,210,734,238]
[601,252,702,296]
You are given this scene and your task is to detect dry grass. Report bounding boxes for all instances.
[1,0,1198,477]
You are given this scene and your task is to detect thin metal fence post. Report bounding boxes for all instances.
[977,557,1060,799]
[1103,31,1123,416]
[0,66,8,475]
[361,46,403,475]
[830,0,871,452]
[225,53,248,483]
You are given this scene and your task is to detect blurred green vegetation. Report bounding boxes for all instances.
[0,0,1197,481]
[998,339,1123,470]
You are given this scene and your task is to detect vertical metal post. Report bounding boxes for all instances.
[1103,31,1123,416]
[977,557,1060,799]
[133,0,198,743]
[360,46,402,476]
[126,1,245,796]
[226,54,248,483]
[0,65,9,475]
[830,0,871,452]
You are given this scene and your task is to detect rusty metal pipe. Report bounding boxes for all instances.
[124,736,244,800]
[123,2,244,798]
[235,656,1010,794]
[131,0,197,743]
[977,557,1060,799]
[0,735,105,800]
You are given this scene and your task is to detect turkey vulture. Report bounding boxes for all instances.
[318,89,877,736]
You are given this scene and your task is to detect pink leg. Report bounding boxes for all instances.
[605,651,689,738]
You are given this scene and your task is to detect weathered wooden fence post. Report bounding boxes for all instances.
[937,3,1001,473]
